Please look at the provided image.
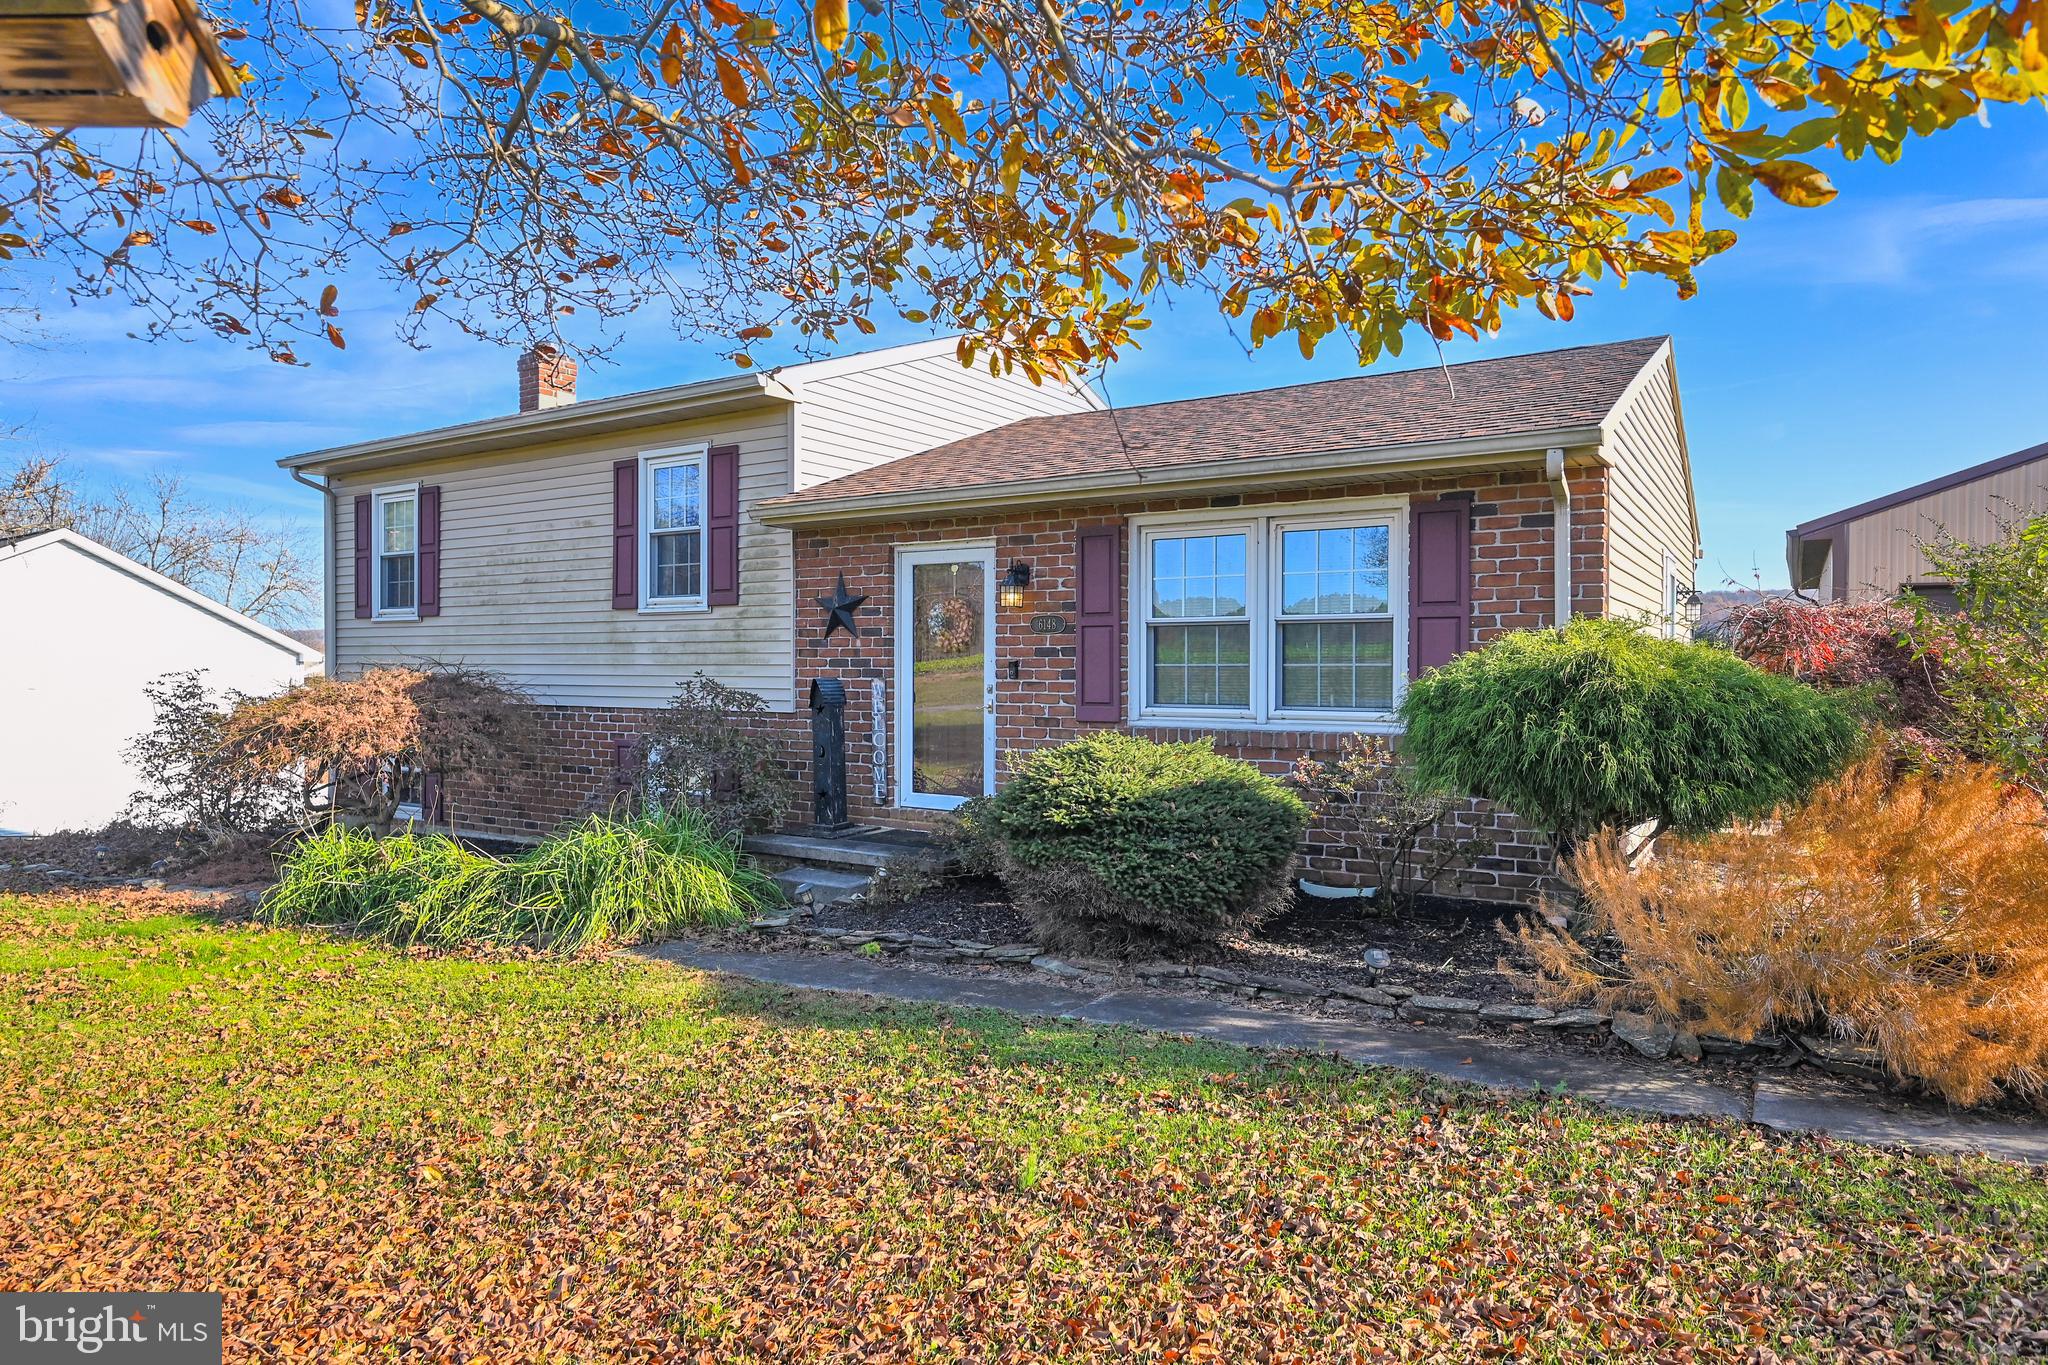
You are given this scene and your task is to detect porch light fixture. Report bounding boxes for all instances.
[999,561,1032,610]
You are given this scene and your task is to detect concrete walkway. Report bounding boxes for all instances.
[642,942,2048,1165]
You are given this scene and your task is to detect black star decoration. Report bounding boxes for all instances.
[817,573,869,639]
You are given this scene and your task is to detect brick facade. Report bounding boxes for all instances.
[435,704,807,842]
[435,466,1603,906]
[788,466,1608,906]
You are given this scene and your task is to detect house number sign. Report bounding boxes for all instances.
[1029,613,1073,635]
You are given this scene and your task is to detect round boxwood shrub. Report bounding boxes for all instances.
[1399,617,1863,857]
[986,732,1309,952]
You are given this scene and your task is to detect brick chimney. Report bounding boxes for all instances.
[517,344,577,412]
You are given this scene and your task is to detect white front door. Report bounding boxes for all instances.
[895,543,996,810]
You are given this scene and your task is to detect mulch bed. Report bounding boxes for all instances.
[816,877,1540,1007]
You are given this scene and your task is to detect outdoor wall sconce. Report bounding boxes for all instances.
[999,561,1032,610]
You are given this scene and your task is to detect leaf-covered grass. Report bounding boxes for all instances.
[260,809,778,951]
[3,890,2045,1360]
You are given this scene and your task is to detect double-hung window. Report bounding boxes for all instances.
[642,446,706,609]
[373,485,419,619]
[1135,500,1406,726]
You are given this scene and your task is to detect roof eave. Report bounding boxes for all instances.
[755,426,1608,527]
[1792,438,2048,535]
[278,373,794,476]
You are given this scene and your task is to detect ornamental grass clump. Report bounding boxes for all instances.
[1518,753,2048,1108]
[262,809,776,952]
[987,732,1308,953]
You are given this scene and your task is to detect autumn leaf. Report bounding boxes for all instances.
[319,284,339,317]
[812,0,849,53]
[326,323,346,349]
[714,54,750,108]
[1753,159,1838,208]
[181,219,219,234]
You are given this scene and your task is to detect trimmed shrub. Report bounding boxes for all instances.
[262,809,777,951]
[986,733,1308,952]
[1518,753,2048,1108]
[1400,617,1862,859]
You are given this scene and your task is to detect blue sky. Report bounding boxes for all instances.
[6,106,2045,622]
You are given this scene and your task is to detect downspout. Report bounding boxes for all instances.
[1545,448,1572,627]
[289,467,334,666]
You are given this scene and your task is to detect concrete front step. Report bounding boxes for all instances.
[745,828,945,873]
[771,865,874,907]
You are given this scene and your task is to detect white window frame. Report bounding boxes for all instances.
[391,760,426,823]
[371,481,420,622]
[639,443,710,613]
[1128,495,1409,732]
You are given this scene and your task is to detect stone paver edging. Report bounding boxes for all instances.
[642,940,2048,1166]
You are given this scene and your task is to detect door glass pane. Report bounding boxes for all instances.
[909,559,986,798]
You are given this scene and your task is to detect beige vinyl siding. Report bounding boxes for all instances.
[791,350,1100,488]
[1599,352,1698,623]
[1841,459,2048,601]
[330,403,799,710]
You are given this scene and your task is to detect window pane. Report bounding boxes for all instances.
[1149,624,1250,708]
[1280,525,1389,615]
[1150,533,1248,619]
[1278,621,1394,710]
[652,462,702,532]
[379,553,415,612]
[381,497,416,554]
[651,529,702,599]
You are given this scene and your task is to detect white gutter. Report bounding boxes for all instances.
[1546,447,1572,627]
[757,425,1608,527]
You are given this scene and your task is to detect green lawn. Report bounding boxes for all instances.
[2,891,2044,1360]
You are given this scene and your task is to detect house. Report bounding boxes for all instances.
[283,335,1697,903]
[0,528,318,835]
[1788,440,2048,607]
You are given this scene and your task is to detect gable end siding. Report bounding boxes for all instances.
[329,404,797,710]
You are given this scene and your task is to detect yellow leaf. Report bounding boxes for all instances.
[1753,159,1837,208]
[928,93,965,142]
[812,0,848,52]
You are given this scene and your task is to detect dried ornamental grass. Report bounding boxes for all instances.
[1518,754,2048,1106]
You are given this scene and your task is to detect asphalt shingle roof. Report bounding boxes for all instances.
[765,335,1668,510]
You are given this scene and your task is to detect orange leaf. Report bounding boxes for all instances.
[714,54,750,108]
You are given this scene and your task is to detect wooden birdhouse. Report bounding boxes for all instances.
[0,0,240,129]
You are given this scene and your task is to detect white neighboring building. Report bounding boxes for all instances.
[0,528,318,835]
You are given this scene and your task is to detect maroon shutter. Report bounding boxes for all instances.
[1073,522,1124,723]
[611,459,638,610]
[706,443,740,606]
[417,485,442,618]
[1409,497,1473,675]
[420,771,444,824]
[352,494,372,619]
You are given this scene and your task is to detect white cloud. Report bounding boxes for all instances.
[1724,196,2048,287]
